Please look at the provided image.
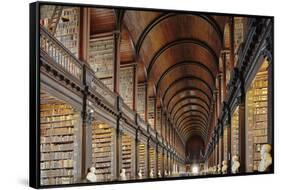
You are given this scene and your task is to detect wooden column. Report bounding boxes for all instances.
[226,114,232,174]
[79,9,91,180]
[79,7,90,62]
[133,64,137,111]
[229,17,235,71]
[222,52,227,100]
[267,59,273,145]
[80,108,93,180]
[160,108,163,138]
[113,32,121,94]
[135,130,139,178]
[114,97,122,179]
[115,126,122,179]
[217,129,220,167]
[153,98,157,130]
[220,123,224,166]
[155,145,158,177]
[162,150,165,177]
[218,73,223,109]
[239,97,246,173]
[165,115,167,142]
[144,83,148,122]
[215,90,219,122]
[146,138,150,177]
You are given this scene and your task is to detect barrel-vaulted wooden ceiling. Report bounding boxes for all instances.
[90,8,228,147]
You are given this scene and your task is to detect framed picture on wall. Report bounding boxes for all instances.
[30,1,274,188]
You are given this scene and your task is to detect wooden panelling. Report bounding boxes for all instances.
[90,8,116,35]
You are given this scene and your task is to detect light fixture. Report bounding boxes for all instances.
[191,165,199,174]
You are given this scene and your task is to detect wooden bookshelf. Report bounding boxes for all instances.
[54,7,80,57]
[40,92,77,185]
[92,121,113,181]
[157,151,163,176]
[40,6,80,57]
[148,98,155,128]
[121,134,133,179]
[89,36,114,91]
[156,109,161,135]
[231,107,239,158]
[137,85,146,120]
[149,147,156,177]
[164,153,168,174]
[223,127,228,161]
[246,61,269,171]
[138,143,146,177]
[120,67,134,109]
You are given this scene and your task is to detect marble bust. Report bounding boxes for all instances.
[258,144,272,172]
[217,164,221,173]
[120,169,127,180]
[158,170,162,177]
[138,169,142,179]
[231,155,240,174]
[213,165,217,174]
[222,160,228,174]
[86,167,97,182]
[149,169,154,178]
[164,170,168,176]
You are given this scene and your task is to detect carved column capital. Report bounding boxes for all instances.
[82,108,94,126]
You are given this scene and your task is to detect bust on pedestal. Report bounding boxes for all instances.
[149,169,154,178]
[217,164,221,174]
[258,144,272,172]
[158,170,162,177]
[120,169,127,181]
[138,169,142,179]
[222,160,228,174]
[164,170,168,176]
[213,165,217,174]
[231,155,240,174]
[86,167,97,182]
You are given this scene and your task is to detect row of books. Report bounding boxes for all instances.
[40,108,73,116]
[41,115,74,122]
[41,159,73,169]
[41,135,74,144]
[41,177,74,185]
[41,127,75,136]
[41,120,75,129]
[41,142,74,152]
[41,104,72,110]
[41,152,73,161]
[41,168,73,178]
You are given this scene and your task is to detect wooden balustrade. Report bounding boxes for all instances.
[137,116,148,132]
[85,64,117,108]
[121,101,136,122]
[40,26,82,81]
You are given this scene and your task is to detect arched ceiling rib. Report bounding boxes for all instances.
[123,10,227,144]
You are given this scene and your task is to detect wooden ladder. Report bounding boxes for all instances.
[48,6,63,35]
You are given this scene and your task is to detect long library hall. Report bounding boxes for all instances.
[38,5,273,186]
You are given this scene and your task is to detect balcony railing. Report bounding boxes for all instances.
[85,64,117,108]
[121,100,136,122]
[40,26,83,81]
[137,116,147,132]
